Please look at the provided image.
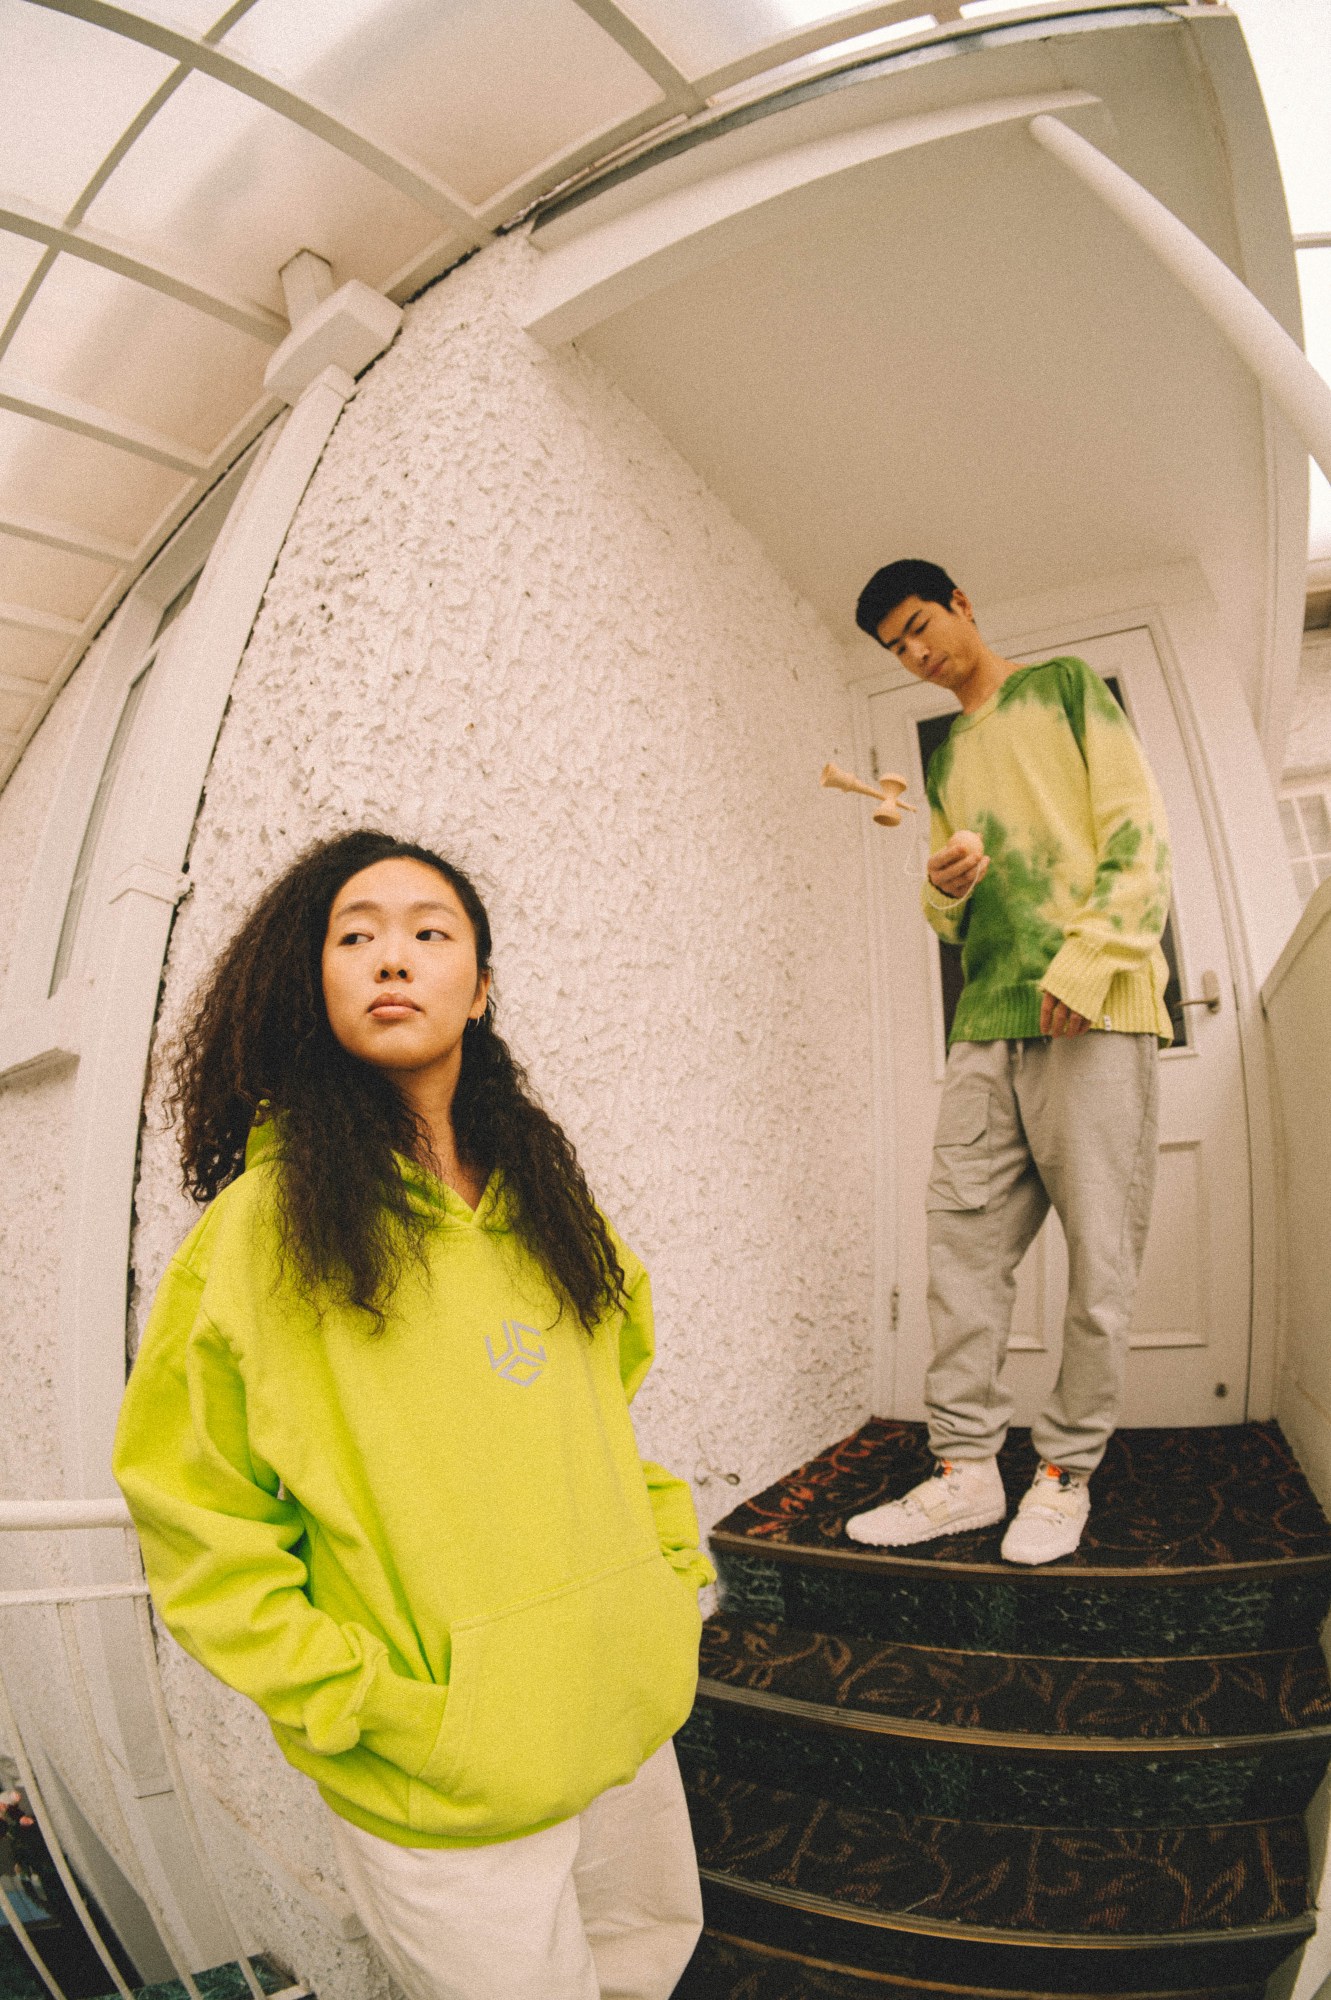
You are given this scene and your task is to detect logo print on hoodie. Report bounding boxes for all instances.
[486,1320,547,1386]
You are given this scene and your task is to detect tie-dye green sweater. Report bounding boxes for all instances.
[922,657,1173,1044]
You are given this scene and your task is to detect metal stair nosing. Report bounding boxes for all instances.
[691,1921,1277,2000]
[696,1866,1315,1994]
[694,1673,1331,1765]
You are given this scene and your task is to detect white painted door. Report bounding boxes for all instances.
[866,624,1251,1429]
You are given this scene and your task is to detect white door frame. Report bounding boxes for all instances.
[848,561,1298,1423]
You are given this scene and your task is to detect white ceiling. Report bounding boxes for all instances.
[559,9,1299,708]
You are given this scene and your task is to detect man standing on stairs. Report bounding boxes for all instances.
[845,559,1172,1564]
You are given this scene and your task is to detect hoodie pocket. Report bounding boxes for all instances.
[409,1552,700,1840]
[926,1082,991,1212]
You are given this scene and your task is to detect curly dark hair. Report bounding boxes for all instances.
[167,829,625,1331]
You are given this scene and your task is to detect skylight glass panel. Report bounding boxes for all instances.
[960,0,1057,14]
[84,70,443,317]
[221,0,661,210]
[1226,0,1331,239]
[0,624,67,693]
[0,235,47,335]
[170,0,258,32]
[710,13,938,101]
[0,407,186,549]
[0,1,176,214]
[611,0,899,82]
[0,532,115,626]
[2,258,271,459]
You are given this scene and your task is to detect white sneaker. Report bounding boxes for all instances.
[1000,1462,1091,1566]
[846,1457,1007,1547]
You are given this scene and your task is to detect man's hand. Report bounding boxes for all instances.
[1040,990,1090,1037]
[927,831,989,901]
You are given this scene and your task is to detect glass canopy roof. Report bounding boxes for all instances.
[0,0,1325,780]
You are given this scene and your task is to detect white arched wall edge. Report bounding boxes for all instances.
[0,450,261,1085]
[0,294,397,1966]
[58,365,365,1518]
[520,87,1101,347]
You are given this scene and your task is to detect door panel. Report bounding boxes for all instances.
[867,625,1250,1428]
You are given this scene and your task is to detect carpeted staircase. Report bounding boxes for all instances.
[673,1420,1331,1999]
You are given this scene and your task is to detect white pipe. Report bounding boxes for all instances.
[1029,114,1331,489]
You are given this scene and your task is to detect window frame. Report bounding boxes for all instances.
[1278,780,1331,906]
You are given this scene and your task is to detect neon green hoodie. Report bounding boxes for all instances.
[113,1124,712,1848]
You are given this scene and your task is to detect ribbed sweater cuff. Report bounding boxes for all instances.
[1041,937,1115,1024]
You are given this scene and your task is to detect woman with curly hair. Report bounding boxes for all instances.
[113,829,710,2000]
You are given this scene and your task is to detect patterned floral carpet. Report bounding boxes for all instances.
[697,1617,1331,1742]
[713,1420,1331,1573]
[672,1931,1269,2000]
[682,1760,1308,1937]
[681,1421,1331,1997]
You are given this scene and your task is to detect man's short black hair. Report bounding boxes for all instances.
[856,559,960,642]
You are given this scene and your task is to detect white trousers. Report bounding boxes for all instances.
[326,1741,703,2000]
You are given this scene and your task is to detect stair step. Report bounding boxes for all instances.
[684,1617,1331,1824]
[712,1421,1331,1656]
[699,1616,1331,1743]
[673,1928,1270,1999]
[681,1757,1313,1994]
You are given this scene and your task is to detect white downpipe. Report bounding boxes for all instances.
[1029,115,1331,487]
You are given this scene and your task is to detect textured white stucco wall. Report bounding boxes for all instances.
[123,231,875,1992]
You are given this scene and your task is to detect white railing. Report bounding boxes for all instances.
[0,1499,310,2000]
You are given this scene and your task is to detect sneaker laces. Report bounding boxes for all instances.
[1022,1462,1087,1518]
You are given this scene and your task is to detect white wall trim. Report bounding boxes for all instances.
[848,669,902,1416]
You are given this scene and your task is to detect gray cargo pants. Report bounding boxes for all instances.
[925,1033,1159,1475]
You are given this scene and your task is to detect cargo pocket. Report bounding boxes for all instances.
[926,1081,991,1212]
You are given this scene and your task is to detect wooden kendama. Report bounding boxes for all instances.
[820,760,916,826]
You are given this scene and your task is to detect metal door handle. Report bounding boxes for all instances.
[1177,969,1221,1014]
